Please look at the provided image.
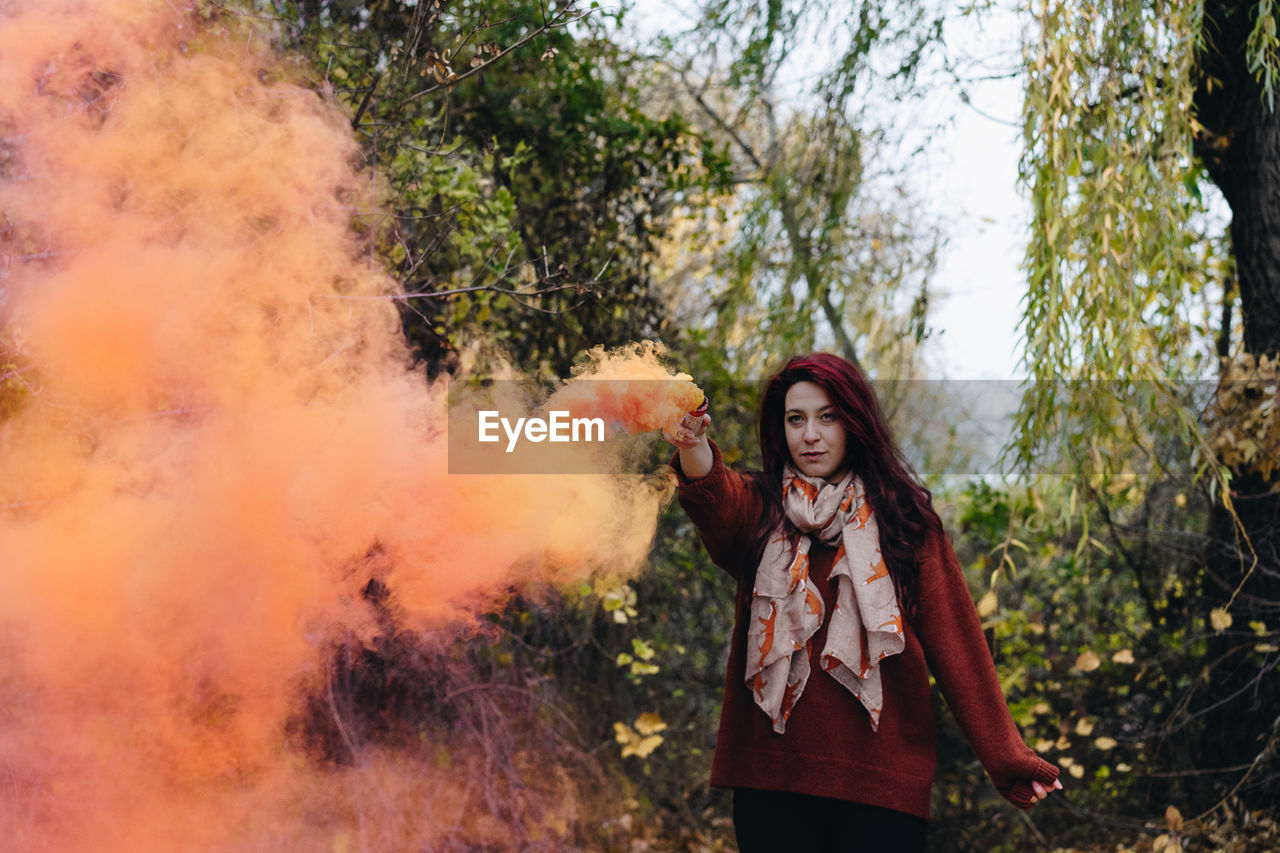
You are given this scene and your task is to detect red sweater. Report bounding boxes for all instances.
[675,442,1059,819]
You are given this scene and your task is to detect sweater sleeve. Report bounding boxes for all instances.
[914,527,1060,809]
[672,440,763,582]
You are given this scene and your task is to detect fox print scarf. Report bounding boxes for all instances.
[745,466,905,733]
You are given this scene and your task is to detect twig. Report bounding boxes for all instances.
[1190,710,1280,824]
[1146,762,1257,778]
[321,277,587,302]
[1016,809,1049,847]
[205,1,286,23]
[683,74,765,173]
[404,7,589,103]
[349,72,382,129]
[326,669,363,767]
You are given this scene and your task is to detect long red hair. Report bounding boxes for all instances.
[747,353,940,618]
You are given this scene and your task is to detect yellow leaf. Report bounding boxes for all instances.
[977,590,998,618]
[1068,763,1085,779]
[1112,649,1135,664]
[1095,737,1118,750]
[621,734,664,759]
[1075,718,1096,736]
[1210,609,1233,632]
[1055,736,1072,750]
[1166,804,1183,831]
[1034,738,1055,753]
[616,718,665,758]
[1153,834,1170,853]
[1032,701,1051,715]
[1116,762,1132,772]
[634,712,668,736]
[1074,650,1101,672]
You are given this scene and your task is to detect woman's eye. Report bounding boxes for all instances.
[787,415,803,425]
[820,412,836,422]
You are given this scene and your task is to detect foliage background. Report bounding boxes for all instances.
[260,0,1280,848]
[5,0,1276,848]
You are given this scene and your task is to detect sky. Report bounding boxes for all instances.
[913,10,1030,381]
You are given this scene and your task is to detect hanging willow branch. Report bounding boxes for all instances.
[1015,0,1226,489]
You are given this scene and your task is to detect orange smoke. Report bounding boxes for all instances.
[549,342,703,434]
[0,1,671,848]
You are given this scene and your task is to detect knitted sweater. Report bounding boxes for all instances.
[675,441,1059,819]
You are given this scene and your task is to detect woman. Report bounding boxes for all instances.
[665,353,1061,852]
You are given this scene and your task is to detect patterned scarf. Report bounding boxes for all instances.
[745,465,905,733]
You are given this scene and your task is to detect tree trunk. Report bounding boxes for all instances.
[1192,0,1280,807]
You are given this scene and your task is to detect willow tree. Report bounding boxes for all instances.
[1020,0,1280,807]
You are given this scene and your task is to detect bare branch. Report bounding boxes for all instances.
[349,72,382,129]
[404,6,589,104]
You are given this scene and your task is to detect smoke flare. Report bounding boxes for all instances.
[550,342,703,435]
[0,1,672,847]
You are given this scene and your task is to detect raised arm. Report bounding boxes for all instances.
[664,408,713,480]
[914,527,1062,809]
[666,423,764,582]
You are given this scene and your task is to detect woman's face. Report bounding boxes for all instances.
[784,381,849,482]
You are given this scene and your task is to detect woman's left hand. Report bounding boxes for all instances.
[1028,778,1063,804]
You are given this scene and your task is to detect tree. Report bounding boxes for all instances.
[1019,0,1280,809]
[641,0,946,380]
[260,0,732,377]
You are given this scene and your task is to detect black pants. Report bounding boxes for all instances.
[732,787,928,853]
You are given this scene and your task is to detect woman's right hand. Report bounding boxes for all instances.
[664,409,714,481]
[663,411,711,450]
